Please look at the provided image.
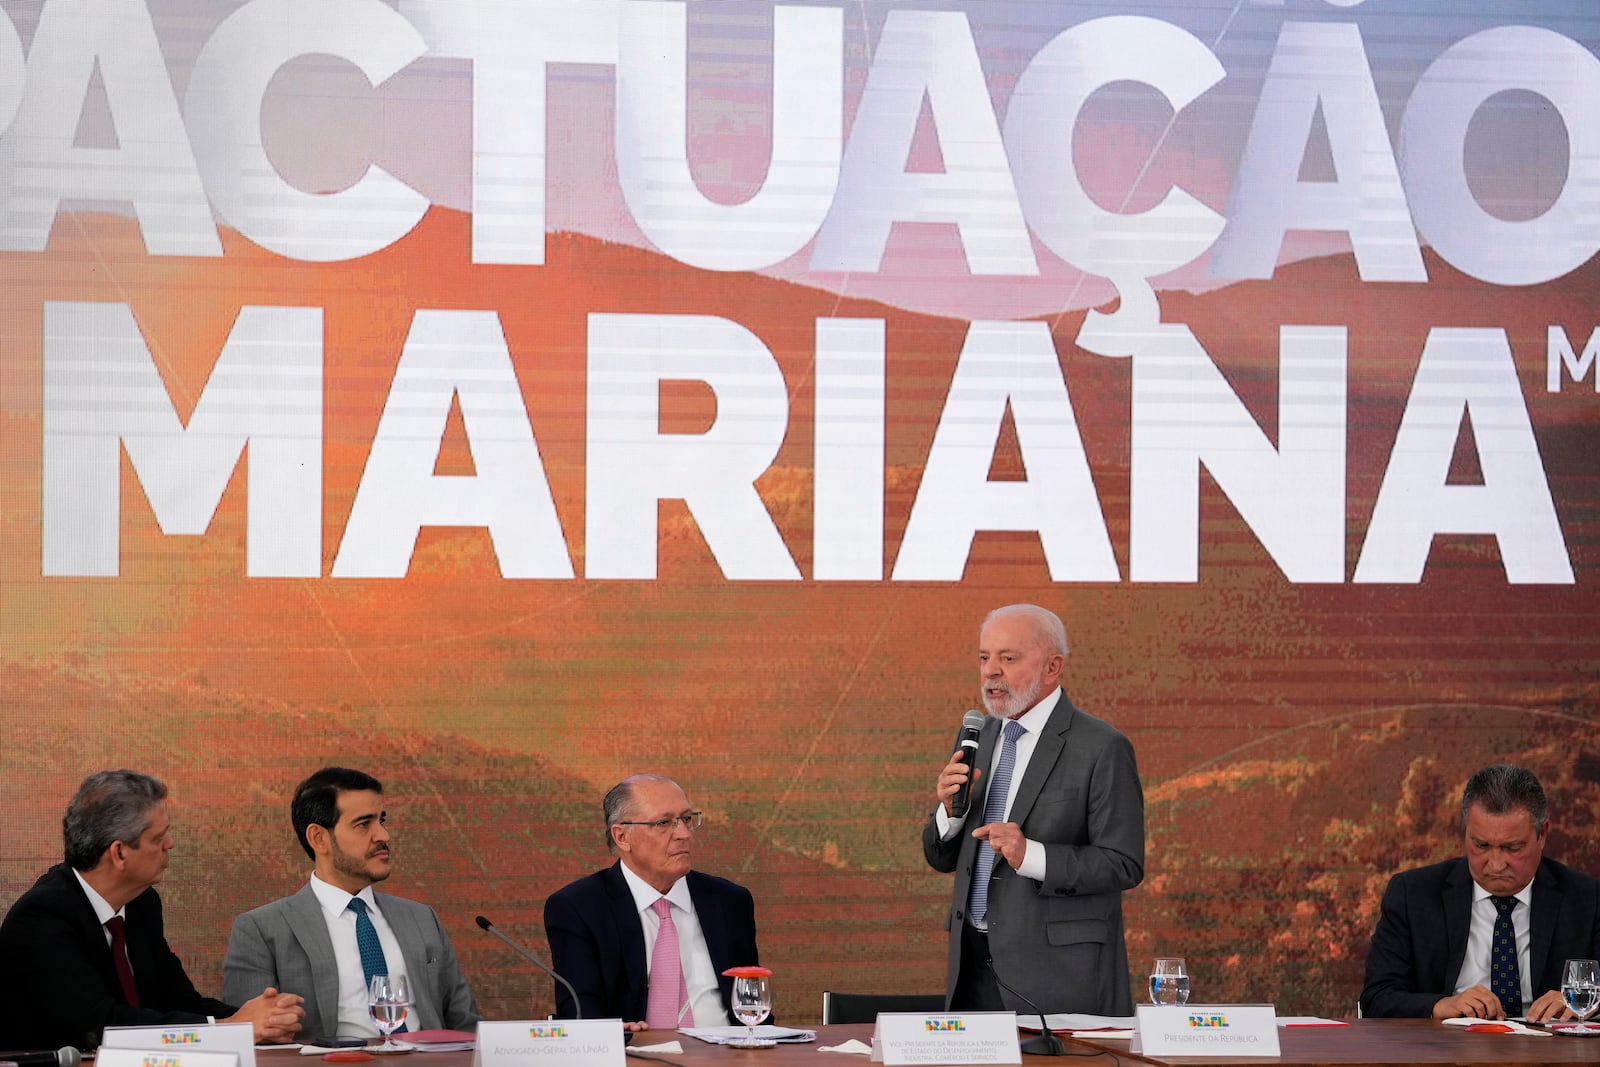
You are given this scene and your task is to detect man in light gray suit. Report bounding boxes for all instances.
[923,604,1145,1016]
[223,768,479,1042]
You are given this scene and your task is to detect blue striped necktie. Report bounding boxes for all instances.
[969,719,1026,925]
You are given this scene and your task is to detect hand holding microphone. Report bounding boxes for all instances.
[939,710,986,817]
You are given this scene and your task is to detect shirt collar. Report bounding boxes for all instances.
[618,859,692,916]
[71,868,124,925]
[310,872,379,919]
[1471,877,1535,909]
[1008,686,1063,736]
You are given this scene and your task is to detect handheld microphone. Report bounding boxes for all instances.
[948,710,986,819]
[475,915,584,1021]
[0,1049,82,1067]
[987,962,1066,1056]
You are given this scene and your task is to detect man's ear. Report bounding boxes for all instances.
[611,825,630,854]
[306,823,331,856]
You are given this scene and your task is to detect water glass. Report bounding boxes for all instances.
[1150,957,1191,1006]
[368,973,412,1053]
[1563,959,1600,1023]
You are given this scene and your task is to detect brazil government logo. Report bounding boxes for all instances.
[159,1032,202,1044]
[924,1018,967,1032]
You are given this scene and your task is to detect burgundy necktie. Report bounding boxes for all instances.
[106,915,140,1007]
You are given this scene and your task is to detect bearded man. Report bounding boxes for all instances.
[223,767,479,1042]
[923,604,1145,1015]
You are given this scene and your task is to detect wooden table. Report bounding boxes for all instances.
[257,1019,1600,1066]
[1064,1018,1600,1065]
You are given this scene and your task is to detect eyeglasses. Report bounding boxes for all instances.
[615,811,704,833]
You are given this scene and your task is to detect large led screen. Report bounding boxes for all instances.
[1,0,1597,1023]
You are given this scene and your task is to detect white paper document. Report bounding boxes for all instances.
[1022,1013,1136,1036]
[678,1025,816,1045]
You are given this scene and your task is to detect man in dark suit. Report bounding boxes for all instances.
[924,604,1145,1016]
[0,770,304,1049]
[222,767,479,1041]
[1361,764,1600,1021]
[544,775,761,1030]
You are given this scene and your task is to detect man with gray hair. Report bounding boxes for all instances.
[0,770,304,1049]
[924,603,1145,1016]
[1362,763,1600,1021]
[544,774,761,1029]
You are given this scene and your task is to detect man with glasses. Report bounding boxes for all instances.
[544,774,762,1029]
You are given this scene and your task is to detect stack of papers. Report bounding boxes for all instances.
[679,1026,816,1045]
[1021,1014,1136,1038]
[1440,1017,1550,1036]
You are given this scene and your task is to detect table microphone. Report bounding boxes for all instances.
[475,915,584,1021]
[987,962,1066,1056]
[948,710,986,818]
[0,1049,82,1067]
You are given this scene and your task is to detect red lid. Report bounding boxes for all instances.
[721,965,774,978]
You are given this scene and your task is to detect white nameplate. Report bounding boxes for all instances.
[872,1012,1020,1066]
[98,1049,238,1067]
[1134,1004,1280,1057]
[473,1019,625,1067]
[102,1021,254,1067]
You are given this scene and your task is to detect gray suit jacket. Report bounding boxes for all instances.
[222,884,479,1041]
[922,695,1145,1016]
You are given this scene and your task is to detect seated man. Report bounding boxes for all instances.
[1361,764,1600,1020]
[544,774,761,1029]
[222,767,479,1041]
[0,770,303,1049]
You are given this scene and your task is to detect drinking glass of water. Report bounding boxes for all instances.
[1150,958,1190,1006]
[723,966,775,1048]
[1562,959,1600,1025]
[368,973,412,1053]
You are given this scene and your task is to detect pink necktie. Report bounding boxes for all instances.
[645,898,693,1028]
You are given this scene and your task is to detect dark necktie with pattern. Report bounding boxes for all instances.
[1490,895,1522,1017]
[349,897,406,1031]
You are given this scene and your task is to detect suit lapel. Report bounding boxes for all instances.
[1443,860,1474,989]
[123,890,163,1003]
[1009,695,1073,827]
[286,885,343,1033]
[378,894,435,1029]
[688,874,732,1014]
[1529,860,1558,992]
[60,867,134,1001]
[604,863,649,1015]
[689,874,730,973]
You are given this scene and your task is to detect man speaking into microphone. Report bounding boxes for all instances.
[923,605,1145,1016]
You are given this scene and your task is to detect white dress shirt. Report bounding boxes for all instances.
[71,868,125,950]
[308,874,410,1037]
[618,862,733,1026]
[74,869,221,1022]
[1456,880,1534,1009]
[936,687,1062,886]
